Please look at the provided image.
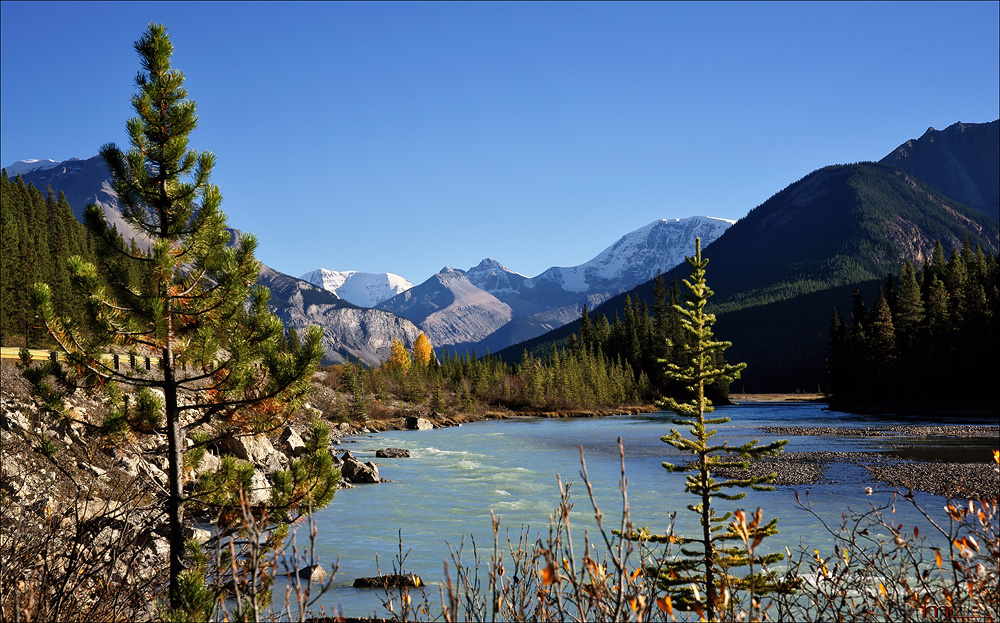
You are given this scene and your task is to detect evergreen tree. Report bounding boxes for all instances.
[639,238,787,619]
[30,24,329,609]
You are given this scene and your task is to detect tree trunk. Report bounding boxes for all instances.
[163,347,185,604]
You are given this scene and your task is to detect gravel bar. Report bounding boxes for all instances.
[759,425,1000,438]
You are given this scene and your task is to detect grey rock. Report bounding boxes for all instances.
[218,434,284,473]
[296,564,329,582]
[194,451,222,476]
[278,425,306,457]
[341,455,380,484]
[249,470,271,505]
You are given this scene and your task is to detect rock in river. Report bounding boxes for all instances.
[375,448,410,458]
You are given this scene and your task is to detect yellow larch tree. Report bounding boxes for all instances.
[386,337,411,372]
[412,333,434,367]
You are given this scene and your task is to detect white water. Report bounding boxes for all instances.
[280,404,991,618]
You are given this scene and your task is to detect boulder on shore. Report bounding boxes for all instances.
[278,425,306,457]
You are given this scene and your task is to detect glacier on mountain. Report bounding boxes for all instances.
[300,269,413,308]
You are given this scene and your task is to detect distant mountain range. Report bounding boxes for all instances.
[5,157,423,366]
[7,119,998,382]
[354,216,731,350]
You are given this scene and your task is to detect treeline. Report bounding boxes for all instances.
[828,239,998,409]
[323,334,650,416]
[0,172,93,346]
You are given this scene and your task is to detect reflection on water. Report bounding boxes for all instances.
[282,403,993,618]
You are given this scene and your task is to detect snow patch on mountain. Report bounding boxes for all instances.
[4,158,70,177]
[463,258,527,294]
[300,269,413,308]
[529,216,734,293]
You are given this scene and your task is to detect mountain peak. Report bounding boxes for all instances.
[880,119,999,220]
[4,158,64,177]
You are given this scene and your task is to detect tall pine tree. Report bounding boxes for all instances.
[31,23,330,609]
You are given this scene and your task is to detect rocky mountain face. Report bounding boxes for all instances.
[375,216,734,350]
[258,265,422,365]
[299,268,413,307]
[880,120,999,220]
[375,267,513,348]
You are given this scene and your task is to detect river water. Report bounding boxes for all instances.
[282,403,994,619]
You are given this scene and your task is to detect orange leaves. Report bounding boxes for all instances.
[540,562,557,585]
[657,595,674,616]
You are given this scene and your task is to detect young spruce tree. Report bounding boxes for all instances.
[30,23,332,609]
[640,238,788,620]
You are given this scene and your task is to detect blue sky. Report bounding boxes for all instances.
[2,2,998,285]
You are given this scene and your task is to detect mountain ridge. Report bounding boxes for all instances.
[879,119,999,220]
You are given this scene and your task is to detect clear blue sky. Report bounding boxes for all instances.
[2,2,998,285]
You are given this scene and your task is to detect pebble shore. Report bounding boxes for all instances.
[710,424,999,499]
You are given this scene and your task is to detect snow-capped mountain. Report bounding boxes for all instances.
[299,269,413,308]
[3,158,66,177]
[529,216,735,293]
[378,216,735,349]
[259,266,422,365]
